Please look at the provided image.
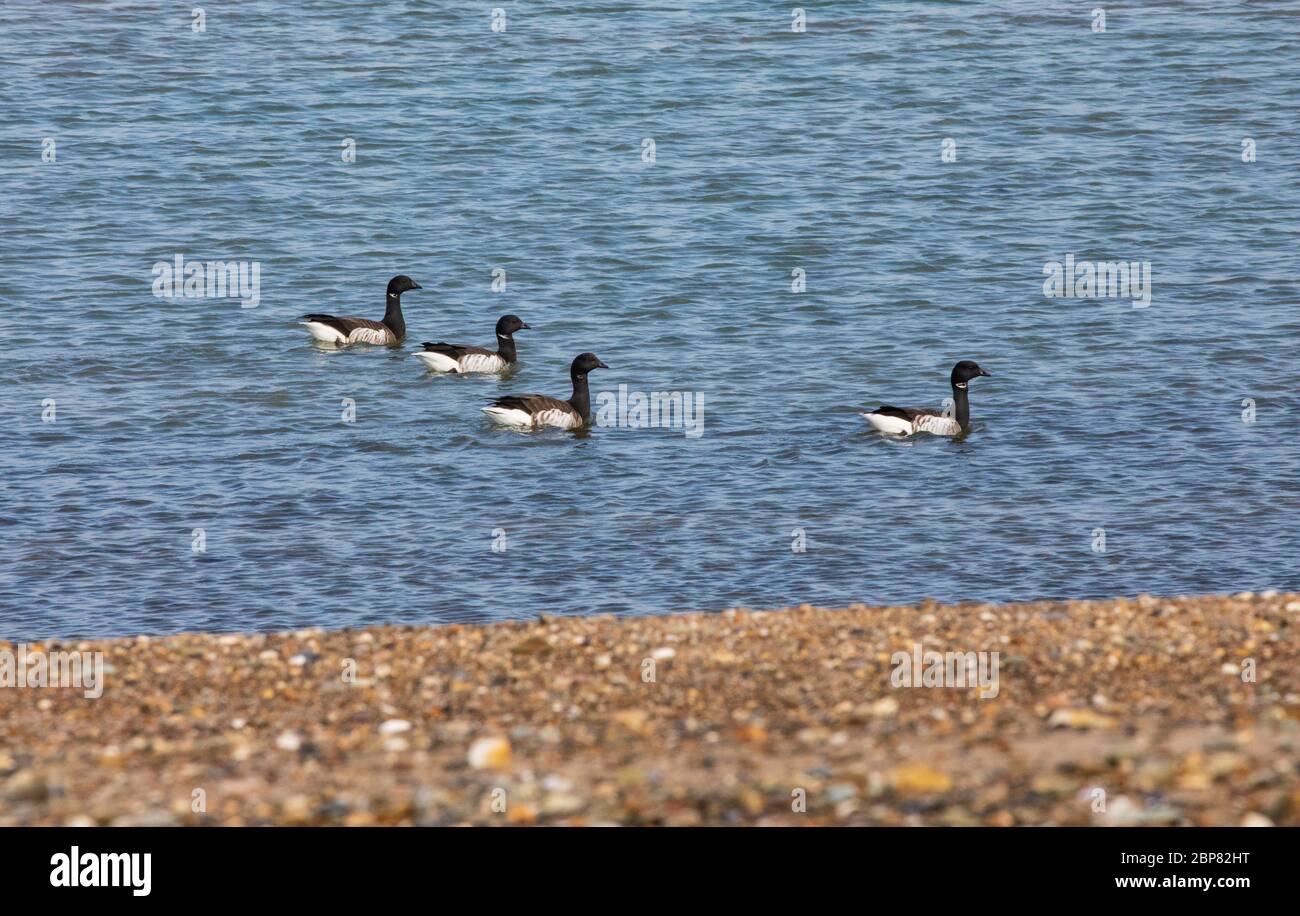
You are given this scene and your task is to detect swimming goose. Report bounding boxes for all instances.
[862,360,991,436]
[482,352,609,430]
[300,275,421,346]
[413,315,529,373]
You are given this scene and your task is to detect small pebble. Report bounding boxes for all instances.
[468,736,511,770]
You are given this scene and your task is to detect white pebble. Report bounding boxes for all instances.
[467,736,510,769]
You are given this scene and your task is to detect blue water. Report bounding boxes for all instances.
[3,1,1299,639]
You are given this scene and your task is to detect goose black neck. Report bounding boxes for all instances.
[569,372,592,421]
[383,292,405,339]
[952,382,971,429]
[496,333,517,363]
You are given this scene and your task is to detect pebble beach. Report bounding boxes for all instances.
[2,593,1296,826]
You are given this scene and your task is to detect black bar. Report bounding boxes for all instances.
[1,826,1283,901]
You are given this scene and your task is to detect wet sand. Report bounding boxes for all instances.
[2,593,1296,826]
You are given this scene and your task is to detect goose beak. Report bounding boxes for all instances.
[597,360,610,369]
[520,322,530,330]
[411,282,422,290]
[979,368,991,377]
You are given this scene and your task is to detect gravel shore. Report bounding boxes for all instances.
[2,593,1296,826]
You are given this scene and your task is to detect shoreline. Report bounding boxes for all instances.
[2,593,1296,826]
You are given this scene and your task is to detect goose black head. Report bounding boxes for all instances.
[387,275,422,296]
[570,352,610,380]
[951,360,991,390]
[496,314,529,337]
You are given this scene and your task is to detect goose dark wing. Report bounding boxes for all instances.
[875,404,950,421]
[302,314,386,336]
[422,342,494,359]
[873,405,919,421]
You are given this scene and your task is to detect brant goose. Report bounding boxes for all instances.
[300,275,421,346]
[862,360,992,436]
[482,352,609,430]
[413,315,529,373]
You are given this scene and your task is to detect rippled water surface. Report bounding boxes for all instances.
[3,1,1299,638]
